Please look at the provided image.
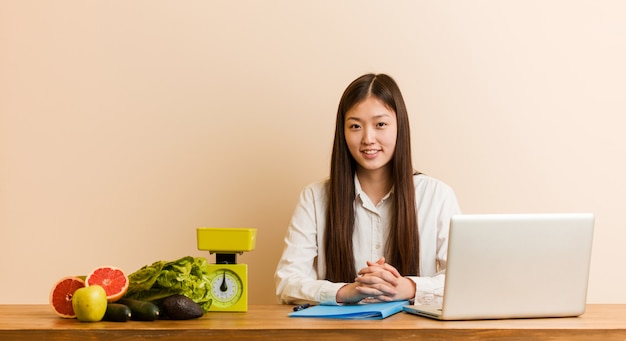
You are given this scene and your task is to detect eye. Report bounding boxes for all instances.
[348,123,361,129]
[376,122,388,128]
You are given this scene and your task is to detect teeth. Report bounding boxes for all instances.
[363,150,378,154]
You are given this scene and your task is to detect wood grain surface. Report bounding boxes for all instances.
[1,304,626,340]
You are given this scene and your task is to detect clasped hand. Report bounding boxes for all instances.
[336,257,416,304]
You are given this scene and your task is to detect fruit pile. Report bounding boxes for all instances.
[50,266,203,322]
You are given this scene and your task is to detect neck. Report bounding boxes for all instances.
[356,166,393,205]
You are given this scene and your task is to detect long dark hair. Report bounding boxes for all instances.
[324,73,419,282]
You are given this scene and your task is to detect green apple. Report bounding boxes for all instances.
[72,285,107,322]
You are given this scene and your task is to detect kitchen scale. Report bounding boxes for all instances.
[196,227,257,312]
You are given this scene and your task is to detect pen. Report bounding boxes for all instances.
[293,303,311,312]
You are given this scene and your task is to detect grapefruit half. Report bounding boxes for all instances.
[49,276,86,318]
[85,266,129,302]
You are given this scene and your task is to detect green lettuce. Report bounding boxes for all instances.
[124,256,212,312]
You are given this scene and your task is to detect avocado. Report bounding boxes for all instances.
[160,294,204,320]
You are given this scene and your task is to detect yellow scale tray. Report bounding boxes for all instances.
[197,227,257,253]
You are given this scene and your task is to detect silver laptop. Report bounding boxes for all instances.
[403,213,595,320]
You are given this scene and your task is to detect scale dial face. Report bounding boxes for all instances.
[207,268,244,308]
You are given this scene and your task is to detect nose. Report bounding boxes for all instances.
[361,126,375,145]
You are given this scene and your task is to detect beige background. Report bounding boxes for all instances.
[1,1,625,305]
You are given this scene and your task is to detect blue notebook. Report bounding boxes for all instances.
[289,300,409,320]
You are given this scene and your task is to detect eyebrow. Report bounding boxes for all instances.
[345,113,393,121]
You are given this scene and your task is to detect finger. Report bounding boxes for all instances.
[360,297,382,304]
[367,262,401,278]
[357,265,400,284]
[355,286,383,297]
[365,257,385,267]
[357,287,397,303]
[355,283,398,297]
[355,271,399,286]
[360,296,392,304]
[369,295,394,302]
[357,270,398,285]
[355,277,399,294]
[380,263,401,278]
[358,264,389,276]
[361,260,401,278]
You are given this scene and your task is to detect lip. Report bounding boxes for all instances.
[361,149,380,159]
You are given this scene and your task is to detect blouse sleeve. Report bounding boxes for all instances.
[409,178,461,305]
[274,184,344,305]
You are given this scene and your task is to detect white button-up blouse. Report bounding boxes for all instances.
[274,173,461,305]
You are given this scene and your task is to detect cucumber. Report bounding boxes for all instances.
[104,303,132,322]
[117,298,160,321]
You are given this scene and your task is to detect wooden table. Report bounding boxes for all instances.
[1,304,626,340]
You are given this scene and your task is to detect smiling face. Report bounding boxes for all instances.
[344,96,398,177]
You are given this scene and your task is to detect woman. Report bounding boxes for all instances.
[275,73,460,305]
